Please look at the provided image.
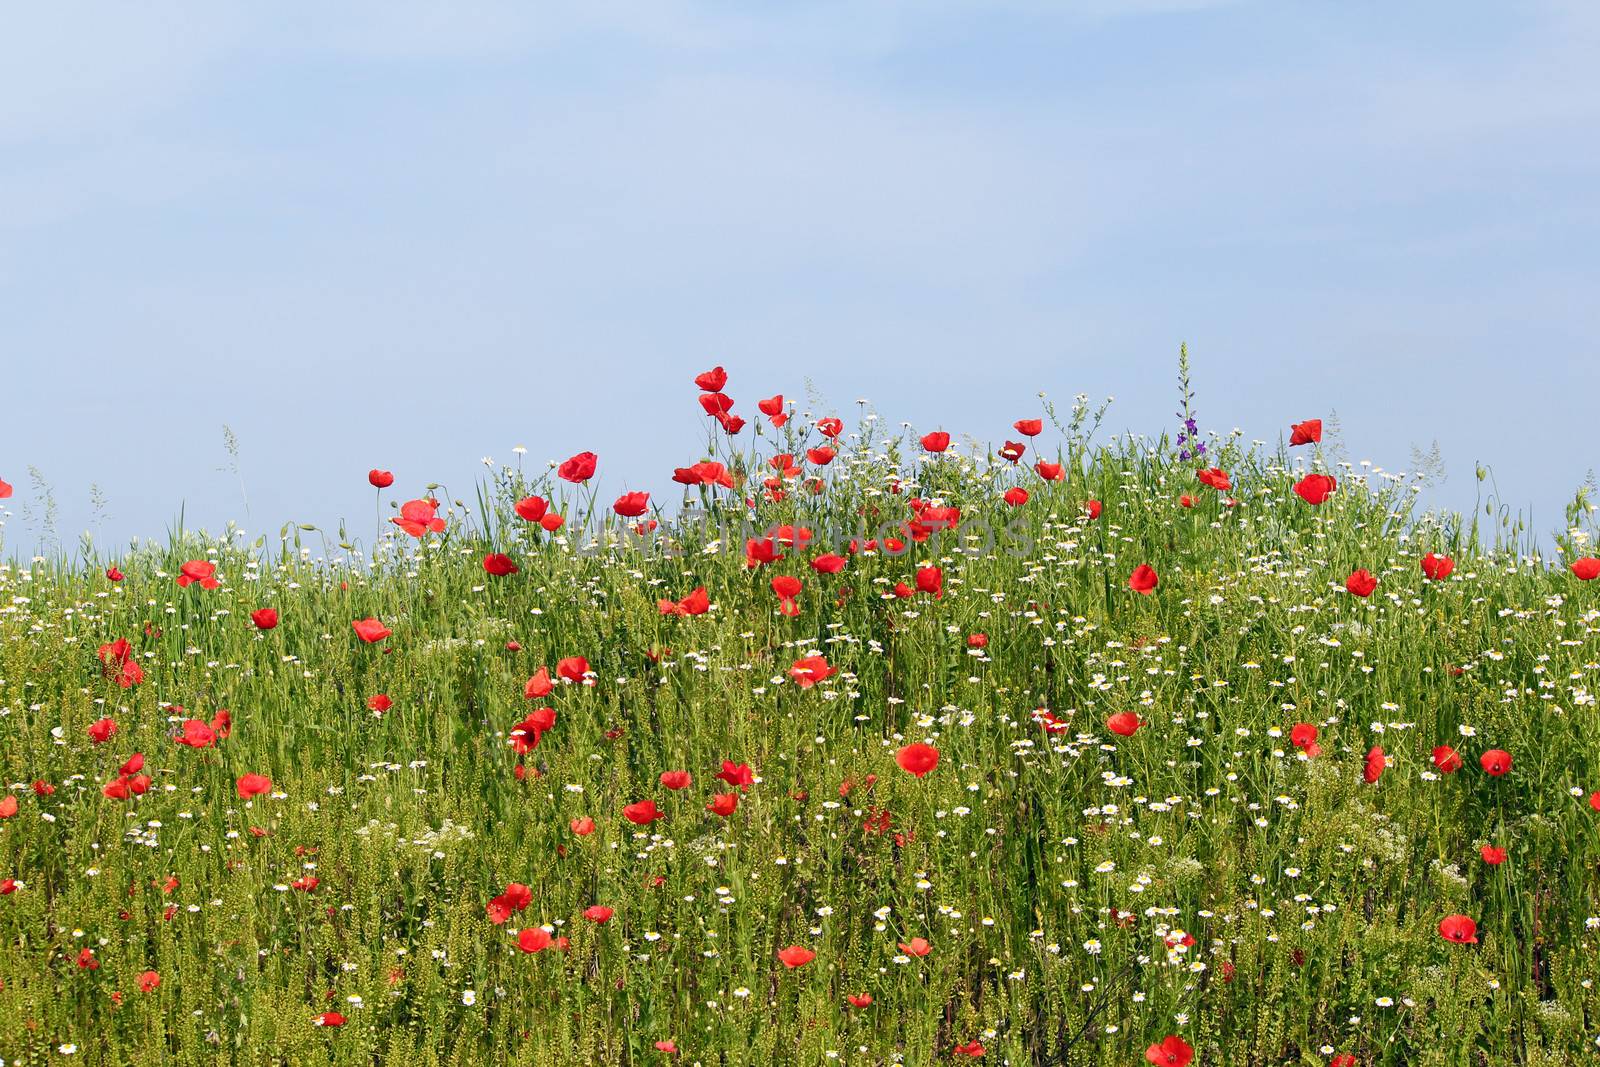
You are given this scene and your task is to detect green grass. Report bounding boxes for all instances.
[2,382,1600,1066]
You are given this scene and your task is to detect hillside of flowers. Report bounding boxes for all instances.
[3,358,1600,1066]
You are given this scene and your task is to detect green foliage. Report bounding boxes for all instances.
[1,410,1598,1065]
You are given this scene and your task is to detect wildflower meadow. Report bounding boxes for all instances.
[3,354,1600,1066]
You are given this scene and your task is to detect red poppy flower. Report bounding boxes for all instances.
[816,417,843,438]
[706,793,738,817]
[896,742,940,778]
[368,469,394,488]
[1363,745,1385,783]
[1290,723,1321,757]
[776,945,815,968]
[98,637,144,686]
[998,441,1026,463]
[771,524,812,550]
[1128,565,1159,595]
[847,993,873,1008]
[995,487,1025,507]
[540,513,565,531]
[1145,1036,1194,1066]
[623,800,664,825]
[772,574,803,616]
[556,656,590,684]
[392,498,447,537]
[88,717,118,744]
[806,446,836,466]
[1035,461,1064,482]
[1196,467,1231,492]
[173,718,217,748]
[1421,552,1455,580]
[105,565,124,581]
[517,926,552,953]
[1289,419,1322,446]
[654,1041,678,1054]
[694,366,727,392]
[0,795,16,819]
[487,882,533,924]
[557,451,598,484]
[909,505,954,540]
[659,770,692,790]
[953,1042,985,1058]
[1438,914,1478,944]
[1085,499,1102,519]
[1570,557,1600,580]
[715,761,754,791]
[659,586,710,616]
[250,607,278,629]
[789,655,833,688]
[570,816,596,836]
[696,461,734,488]
[746,538,783,568]
[898,937,931,957]
[1479,749,1512,776]
[920,431,950,453]
[1432,745,1464,773]
[1480,845,1507,865]
[315,1011,346,1027]
[524,666,553,699]
[103,775,148,805]
[583,905,613,924]
[1179,495,1195,509]
[1294,473,1337,505]
[809,553,846,575]
[176,560,220,589]
[137,970,161,993]
[1013,418,1043,437]
[613,492,650,518]
[1345,569,1377,597]
[1107,712,1142,737]
[967,633,988,649]
[514,496,548,522]
[236,773,272,799]
[698,392,734,417]
[510,708,556,753]
[352,617,391,644]
[776,525,814,549]
[368,694,392,713]
[483,553,518,576]
[759,394,785,426]
[0,477,11,498]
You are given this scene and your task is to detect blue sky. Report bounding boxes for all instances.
[2,1,1597,554]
